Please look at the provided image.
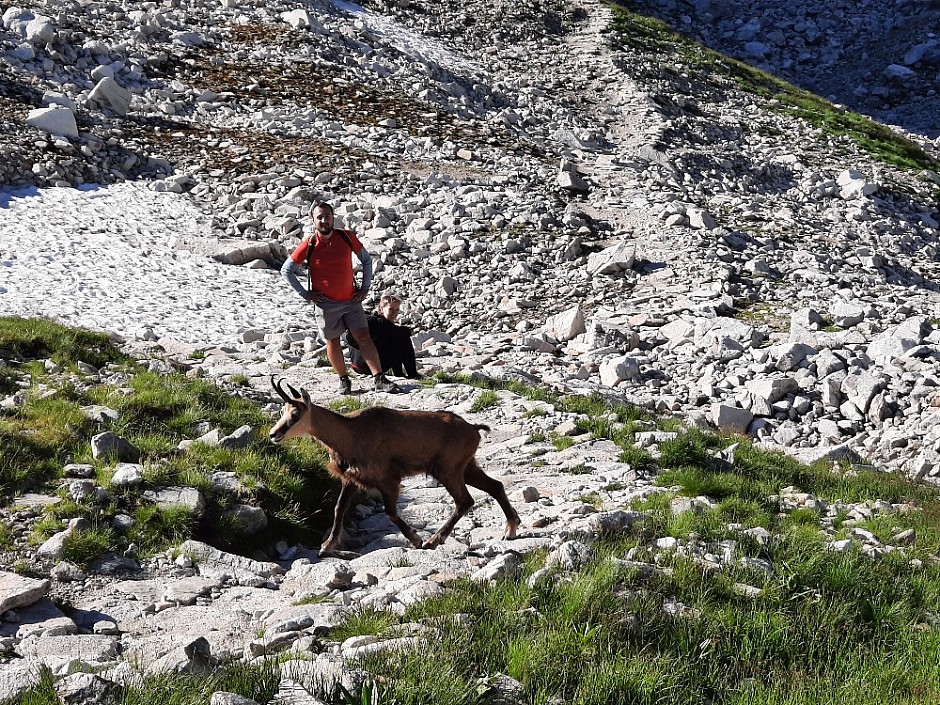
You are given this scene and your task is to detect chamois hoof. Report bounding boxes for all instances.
[504,523,519,540]
[402,533,424,549]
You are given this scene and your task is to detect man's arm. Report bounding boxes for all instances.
[354,246,373,296]
[281,257,329,303]
[280,257,310,299]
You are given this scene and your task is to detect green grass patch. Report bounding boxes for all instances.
[560,464,593,475]
[330,397,368,413]
[128,504,197,557]
[550,433,575,451]
[347,515,940,704]
[0,384,96,494]
[523,407,549,418]
[0,317,339,562]
[329,606,399,642]
[61,524,116,566]
[293,593,330,606]
[470,389,501,413]
[0,519,12,550]
[618,445,658,474]
[0,316,130,370]
[120,658,280,705]
[733,302,788,331]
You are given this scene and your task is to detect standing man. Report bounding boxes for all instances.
[281,201,399,394]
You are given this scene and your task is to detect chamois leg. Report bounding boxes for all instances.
[321,482,357,554]
[465,460,520,540]
[379,484,424,549]
[423,473,475,549]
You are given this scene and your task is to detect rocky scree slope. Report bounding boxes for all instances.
[3,3,940,489]
[636,0,940,140]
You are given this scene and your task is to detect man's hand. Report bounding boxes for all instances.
[306,290,328,305]
[352,288,368,303]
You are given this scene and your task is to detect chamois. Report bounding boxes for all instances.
[269,376,520,553]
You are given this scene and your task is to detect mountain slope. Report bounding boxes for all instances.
[2,0,940,477]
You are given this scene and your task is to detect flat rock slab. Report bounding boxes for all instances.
[17,633,119,667]
[180,539,284,583]
[163,575,222,605]
[10,493,60,509]
[212,585,300,616]
[0,571,50,613]
[0,597,74,638]
[121,604,255,665]
[113,578,166,603]
[68,582,162,631]
[348,546,471,577]
[258,602,346,632]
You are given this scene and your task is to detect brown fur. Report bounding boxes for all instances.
[269,377,520,553]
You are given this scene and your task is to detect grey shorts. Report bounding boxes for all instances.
[315,299,368,340]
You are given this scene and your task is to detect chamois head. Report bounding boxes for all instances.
[269,376,311,443]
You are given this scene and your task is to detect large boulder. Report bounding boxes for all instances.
[25,106,78,138]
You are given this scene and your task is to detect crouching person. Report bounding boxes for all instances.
[347,294,421,380]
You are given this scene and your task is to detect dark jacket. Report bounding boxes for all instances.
[346,314,419,378]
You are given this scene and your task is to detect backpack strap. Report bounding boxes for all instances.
[306,235,314,294]
[335,228,354,249]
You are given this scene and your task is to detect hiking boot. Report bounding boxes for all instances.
[373,374,400,393]
[338,375,353,395]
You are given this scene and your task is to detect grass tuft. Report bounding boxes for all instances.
[470,389,501,413]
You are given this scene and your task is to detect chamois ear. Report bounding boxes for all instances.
[301,387,311,405]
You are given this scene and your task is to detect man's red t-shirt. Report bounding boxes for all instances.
[290,229,363,301]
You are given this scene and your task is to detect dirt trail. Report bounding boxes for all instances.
[558,0,698,302]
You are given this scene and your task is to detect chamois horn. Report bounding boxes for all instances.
[272,376,298,404]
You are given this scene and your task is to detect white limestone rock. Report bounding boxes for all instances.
[25,106,77,138]
[110,463,144,488]
[544,305,586,342]
[88,77,131,116]
[836,169,877,200]
[586,240,636,276]
[471,552,522,583]
[0,573,50,613]
[599,354,641,386]
[711,403,754,434]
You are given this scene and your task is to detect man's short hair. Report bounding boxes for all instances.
[379,293,402,306]
[313,201,334,214]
